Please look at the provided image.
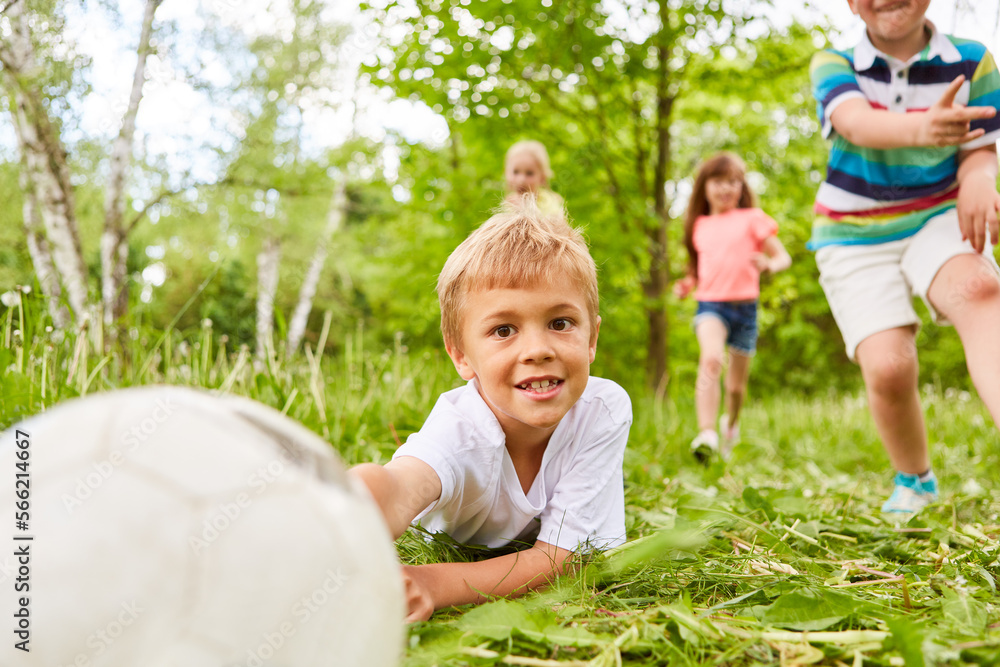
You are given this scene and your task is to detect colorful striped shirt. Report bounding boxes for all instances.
[809,22,1000,249]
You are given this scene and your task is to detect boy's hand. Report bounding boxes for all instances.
[401,565,436,623]
[673,275,695,299]
[957,170,1000,253]
[917,76,996,147]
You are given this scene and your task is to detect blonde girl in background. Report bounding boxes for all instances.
[675,153,791,461]
[504,140,564,216]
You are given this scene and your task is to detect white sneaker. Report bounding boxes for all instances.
[881,472,939,516]
[719,414,740,443]
[690,429,719,464]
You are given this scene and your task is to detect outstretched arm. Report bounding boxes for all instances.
[401,540,573,622]
[956,144,1000,253]
[830,76,995,149]
[751,235,792,275]
[350,456,441,539]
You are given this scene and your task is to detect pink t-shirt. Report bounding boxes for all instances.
[692,208,778,302]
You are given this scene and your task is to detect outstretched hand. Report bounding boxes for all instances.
[401,565,435,623]
[957,171,1000,253]
[917,76,996,147]
[673,275,696,299]
[750,252,772,273]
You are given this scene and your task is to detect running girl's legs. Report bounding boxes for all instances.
[695,317,728,432]
[724,351,752,429]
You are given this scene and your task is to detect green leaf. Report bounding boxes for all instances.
[520,623,603,648]
[456,599,538,640]
[755,589,869,631]
[600,527,707,577]
[654,598,722,647]
[941,588,987,634]
[456,599,604,648]
[742,487,777,521]
[885,617,927,667]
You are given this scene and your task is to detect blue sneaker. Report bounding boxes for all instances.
[881,471,939,515]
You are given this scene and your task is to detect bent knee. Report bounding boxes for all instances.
[961,269,1000,305]
[933,258,1000,317]
[698,355,724,378]
[861,354,917,397]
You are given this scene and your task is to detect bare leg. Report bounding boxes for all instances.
[724,351,753,428]
[855,326,929,475]
[927,253,1000,426]
[694,317,728,432]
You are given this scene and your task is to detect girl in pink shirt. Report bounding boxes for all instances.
[674,153,791,461]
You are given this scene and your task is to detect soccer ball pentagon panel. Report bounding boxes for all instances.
[0,386,404,667]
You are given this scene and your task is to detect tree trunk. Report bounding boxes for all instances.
[644,12,675,392]
[19,164,69,329]
[0,1,89,322]
[101,0,162,333]
[286,180,347,356]
[255,236,281,363]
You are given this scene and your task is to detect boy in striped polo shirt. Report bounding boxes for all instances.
[810,0,1000,515]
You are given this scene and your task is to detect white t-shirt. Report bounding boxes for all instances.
[392,376,632,551]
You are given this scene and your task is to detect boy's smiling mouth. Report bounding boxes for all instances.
[516,378,564,393]
[877,1,903,7]
[874,1,913,15]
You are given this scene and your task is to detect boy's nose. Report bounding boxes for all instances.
[519,330,555,363]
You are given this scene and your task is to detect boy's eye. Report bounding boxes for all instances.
[494,325,513,338]
[551,318,571,331]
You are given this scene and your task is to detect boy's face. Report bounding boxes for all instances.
[446,274,599,446]
[847,0,930,52]
[505,152,546,195]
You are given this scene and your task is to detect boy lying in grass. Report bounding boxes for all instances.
[352,198,632,622]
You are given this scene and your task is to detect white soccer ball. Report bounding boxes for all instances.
[0,386,404,667]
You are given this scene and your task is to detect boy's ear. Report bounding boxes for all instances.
[445,339,477,381]
[845,0,859,15]
[589,316,601,364]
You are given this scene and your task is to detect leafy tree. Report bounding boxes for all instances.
[1,0,165,336]
[358,0,853,390]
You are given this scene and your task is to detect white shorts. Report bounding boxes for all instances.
[815,209,1000,361]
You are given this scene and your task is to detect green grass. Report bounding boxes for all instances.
[1,303,998,666]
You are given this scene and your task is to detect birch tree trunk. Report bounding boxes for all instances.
[101,0,162,333]
[0,1,89,323]
[255,236,281,364]
[285,180,347,356]
[19,164,69,329]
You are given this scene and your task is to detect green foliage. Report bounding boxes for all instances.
[2,300,999,666]
[359,0,790,385]
[5,3,984,394]
[4,4,1000,665]
[349,3,894,393]
[0,162,32,290]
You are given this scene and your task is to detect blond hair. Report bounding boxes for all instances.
[504,140,554,182]
[438,196,598,348]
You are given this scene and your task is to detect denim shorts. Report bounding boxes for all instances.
[693,300,758,355]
